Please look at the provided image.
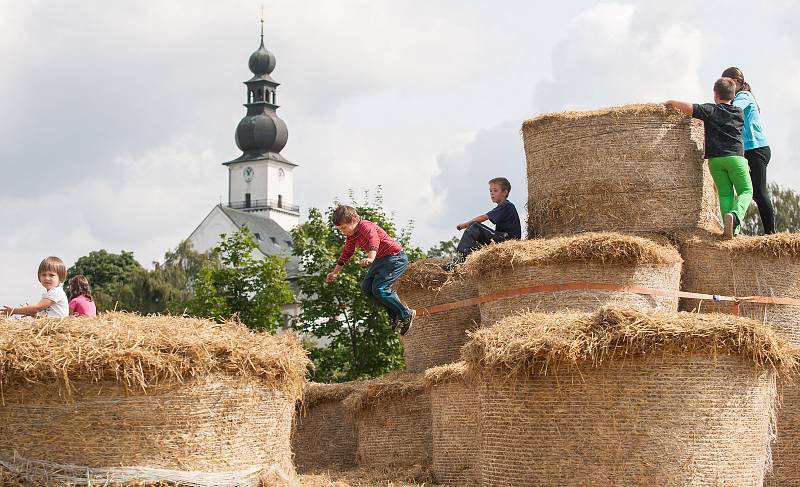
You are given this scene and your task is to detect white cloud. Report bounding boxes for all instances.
[534,2,711,112]
[0,139,225,305]
[2,0,799,308]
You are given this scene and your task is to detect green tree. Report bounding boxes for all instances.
[190,227,293,331]
[427,236,460,259]
[742,183,800,235]
[66,250,143,310]
[68,241,217,314]
[137,240,219,315]
[291,190,422,382]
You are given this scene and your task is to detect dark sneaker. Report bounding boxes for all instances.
[723,213,735,239]
[390,317,400,332]
[400,309,416,336]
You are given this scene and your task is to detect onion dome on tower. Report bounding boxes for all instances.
[227,18,293,165]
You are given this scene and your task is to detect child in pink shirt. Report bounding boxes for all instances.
[67,275,97,317]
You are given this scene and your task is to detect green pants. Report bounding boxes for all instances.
[708,155,753,232]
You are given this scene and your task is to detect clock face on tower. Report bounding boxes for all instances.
[243,166,254,183]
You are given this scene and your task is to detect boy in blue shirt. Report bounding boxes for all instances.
[445,177,522,269]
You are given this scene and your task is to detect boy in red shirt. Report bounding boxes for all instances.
[326,205,415,335]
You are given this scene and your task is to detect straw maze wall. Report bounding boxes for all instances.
[430,380,480,486]
[354,392,432,469]
[293,399,357,471]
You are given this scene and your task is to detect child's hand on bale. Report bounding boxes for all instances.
[1,305,14,316]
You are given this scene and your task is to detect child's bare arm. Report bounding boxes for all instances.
[457,214,489,231]
[326,264,344,283]
[664,100,693,116]
[2,298,54,316]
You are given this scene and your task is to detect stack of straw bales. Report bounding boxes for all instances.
[342,372,432,469]
[396,259,480,372]
[463,306,795,487]
[676,231,800,485]
[424,362,480,486]
[462,233,682,326]
[0,313,310,486]
[522,104,721,237]
[293,382,361,472]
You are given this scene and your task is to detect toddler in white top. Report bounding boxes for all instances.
[2,256,69,318]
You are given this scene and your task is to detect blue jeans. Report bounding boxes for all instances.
[361,251,412,321]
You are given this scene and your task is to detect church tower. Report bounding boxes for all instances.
[224,19,299,231]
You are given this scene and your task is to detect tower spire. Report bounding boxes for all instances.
[260,6,264,45]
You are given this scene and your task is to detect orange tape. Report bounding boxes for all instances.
[414,282,800,317]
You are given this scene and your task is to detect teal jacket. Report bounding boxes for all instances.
[732,91,769,151]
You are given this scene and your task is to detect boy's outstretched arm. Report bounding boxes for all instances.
[2,298,54,316]
[664,100,693,116]
[457,214,489,231]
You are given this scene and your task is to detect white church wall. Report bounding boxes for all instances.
[187,207,240,253]
[266,208,299,231]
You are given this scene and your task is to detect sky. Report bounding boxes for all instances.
[1,0,798,304]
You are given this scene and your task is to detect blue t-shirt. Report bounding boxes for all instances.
[486,200,522,239]
[732,91,769,151]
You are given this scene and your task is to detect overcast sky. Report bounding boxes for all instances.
[1,1,798,304]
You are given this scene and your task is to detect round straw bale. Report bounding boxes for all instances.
[343,372,432,469]
[0,313,310,485]
[678,231,800,344]
[396,259,480,372]
[462,233,683,326]
[523,103,721,237]
[462,307,796,487]
[677,232,800,487]
[424,362,480,486]
[293,382,361,472]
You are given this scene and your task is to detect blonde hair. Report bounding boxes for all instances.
[38,256,67,282]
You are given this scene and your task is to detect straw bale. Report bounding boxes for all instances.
[479,354,776,486]
[425,363,480,486]
[462,235,683,326]
[770,382,800,487]
[523,103,721,237]
[423,361,471,387]
[0,313,310,486]
[463,306,797,376]
[302,381,361,407]
[397,260,480,372]
[343,373,431,469]
[678,231,800,344]
[293,382,360,472]
[464,307,793,486]
[675,232,800,487]
[0,376,296,485]
[0,313,310,397]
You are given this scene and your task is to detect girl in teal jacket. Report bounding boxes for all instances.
[721,67,775,234]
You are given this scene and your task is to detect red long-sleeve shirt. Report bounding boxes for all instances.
[337,220,403,266]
